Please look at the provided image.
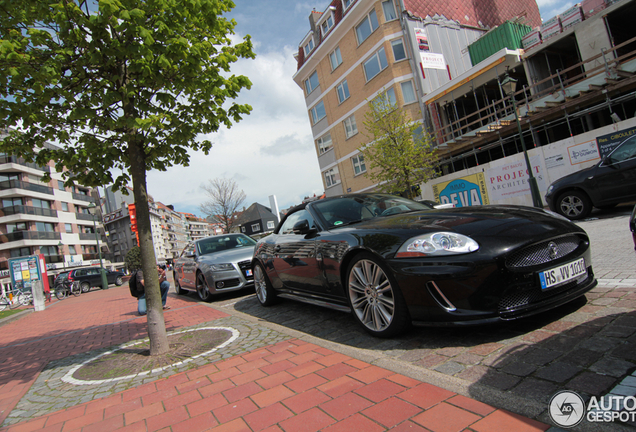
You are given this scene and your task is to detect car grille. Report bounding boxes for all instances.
[505,235,581,268]
[238,260,253,280]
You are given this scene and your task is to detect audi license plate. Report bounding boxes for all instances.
[245,269,253,277]
[539,258,586,290]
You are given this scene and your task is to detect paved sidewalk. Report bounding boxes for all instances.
[0,285,550,432]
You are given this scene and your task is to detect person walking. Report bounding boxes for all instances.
[137,265,170,315]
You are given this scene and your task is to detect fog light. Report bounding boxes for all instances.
[216,281,225,288]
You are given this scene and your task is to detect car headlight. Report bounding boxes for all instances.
[546,185,554,195]
[396,232,479,257]
[210,263,234,271]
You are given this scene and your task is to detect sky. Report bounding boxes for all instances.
[144,0,575,218]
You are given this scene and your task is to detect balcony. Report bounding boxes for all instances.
[0,230,60,243]
[0,179,54,195]
[0,205,58,218]
[82,253,99,260]
[0,155,50,173]
[75,212,95,221]
[43,254,64,264]
[72,192,94,203]
[79,232,96,241]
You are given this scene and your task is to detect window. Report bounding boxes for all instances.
[280,209,315,235]
[303,38,315,57]
[372,88,397,111]
[69,246,77,255]
[251,223,260,232]
[382,0,397,21]
[7,222,27,233]
[336,80,350,103]
[356,9,379,44]
[304,71,319,95]
[267,220,275,230]
[61,202,69,211]
[329,47,342,71]
[342,0,354,11]
[310,101,326,124]
[317,133,333,154]
[40,246,56,256]
[401,81,417,104]
[65,223,73,233]
[2,197,21,207]
[35,222,55,232]
[31,198,50,209]
[344,115,358,138]
[321,13,334,37]
[391,38,406,61]
[352,154,366,175]
[241,226,246,233]
[324,167,341,187]
[363,47,388,81]
[11,247,31,258]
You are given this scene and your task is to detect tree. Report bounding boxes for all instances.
[0,0,255,355]
[361,91,438,199]
[199,178,245,233]
[124,246,142,272]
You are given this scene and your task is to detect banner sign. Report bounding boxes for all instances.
[487,157,545,201]
[596,126,636,158]
[568,139,600,165]
[432,173,489,207]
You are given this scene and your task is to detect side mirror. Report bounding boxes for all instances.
[292,219,314,235]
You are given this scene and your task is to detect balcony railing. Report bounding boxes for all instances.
[0,180,54,195]
[0,230,60,243]
[72,193,94,203]
[0,155,50,172]
[75,212,94,221]
[79,232,96,241]
[0,205,58,218]
[82,253,99,260]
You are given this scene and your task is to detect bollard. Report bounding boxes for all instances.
[32,280,46,312]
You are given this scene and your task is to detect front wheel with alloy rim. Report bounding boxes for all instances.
[80,282,91,293]
[196,272,213,302]
[253,263,278,306]
[346,253,411,338]
[556,190,592,220]
[174,273,187,295]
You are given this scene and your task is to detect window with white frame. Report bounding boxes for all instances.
[342,0,354,11]
[382,0,397,21]
[363,47,388,81]
[317,133,333,154]
[324,167,340,187]
[267,220,275,230]
[355,9,379,44]
[310,100,326,124]
[352,154,366,175]
[329,47,342,71]
[343,115,358,138]
[371,88,397,113]
[303,38,315,57]
[401,80,417,104]
[251,223,260,232]
[321,13,334,37]
[304,70,319,95]
[241,226,246,232]
[336,80,350,103]
[391,38,406,61]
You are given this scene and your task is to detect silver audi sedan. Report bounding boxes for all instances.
[173,234,256,301]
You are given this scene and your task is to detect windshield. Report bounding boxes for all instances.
[196,234,256,255]
[312,194,432,229]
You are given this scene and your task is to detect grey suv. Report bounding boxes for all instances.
[545,135,636,220]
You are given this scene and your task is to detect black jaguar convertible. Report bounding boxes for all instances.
[251,194,596,337]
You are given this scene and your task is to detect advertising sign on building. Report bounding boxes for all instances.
[567,139,600,165]
[487,157,546,201]
[414,28,429,52]
[432,173,489,207]
[596,126,636,158]
[420,53,447,70]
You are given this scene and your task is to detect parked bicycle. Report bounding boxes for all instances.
[0,289,29,311]
[54,280,81,300]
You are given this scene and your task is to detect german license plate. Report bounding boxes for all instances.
[245,269,253,277]
[539,258,586,290]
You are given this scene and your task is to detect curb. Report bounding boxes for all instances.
[0,309,33,327]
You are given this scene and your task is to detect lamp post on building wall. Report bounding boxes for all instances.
[57,241,65,271]
[88,202,109,290]
[500,73,544,208]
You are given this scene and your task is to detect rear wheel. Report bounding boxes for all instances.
[55,286,68,300]
[196,272,212,302]
[346,253,411,338]
[0,297,9,311]
[16,292,30,306]
[115,276,123,286]
[80,281,91,293]
[556,190,592,220]
[253,263,278,306]
[72,282,82,297]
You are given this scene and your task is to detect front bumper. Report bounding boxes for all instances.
[205,260,254,294]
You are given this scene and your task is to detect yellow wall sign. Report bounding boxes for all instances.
[432,173,490,207]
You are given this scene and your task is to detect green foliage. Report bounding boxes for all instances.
[0,0,255,190]
[361,91,438,199]
[124,246,142,271]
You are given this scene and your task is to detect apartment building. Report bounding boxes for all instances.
[294,0,539,196]
[0,135,106,287]
[156,203,188,259]
[179,213,211,241]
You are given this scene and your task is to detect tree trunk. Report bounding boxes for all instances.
[128,137,169,356]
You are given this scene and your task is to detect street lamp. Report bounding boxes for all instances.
[57,241,65,271]
[88,202,109,290]
[500,73,544,208]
